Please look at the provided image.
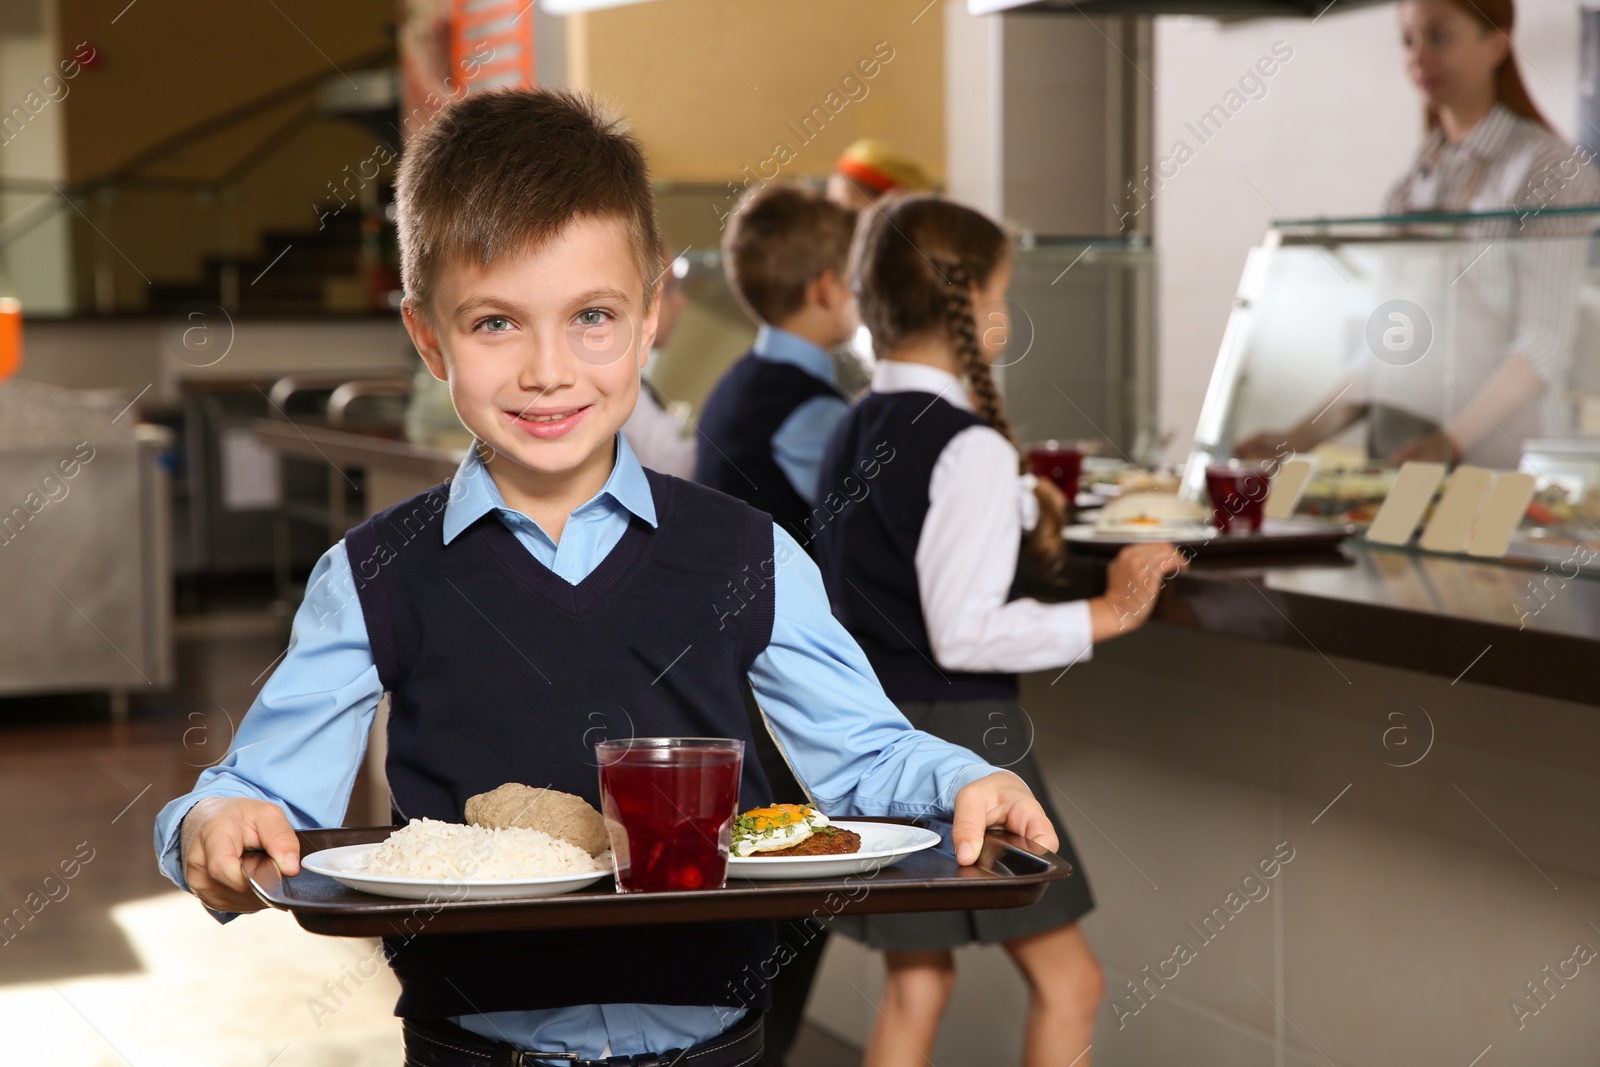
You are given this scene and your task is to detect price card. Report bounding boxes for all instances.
[1466,472,1537,558]
[1418,466,1493,554]
[1365,462,1446,546]
[1264,458,1315,520]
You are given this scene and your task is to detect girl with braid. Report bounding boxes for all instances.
[814,196,1185,1067]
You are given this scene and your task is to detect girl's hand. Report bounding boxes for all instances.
[1090,541,1187,640]
[180,796,301,913]
[951,771,1058,864]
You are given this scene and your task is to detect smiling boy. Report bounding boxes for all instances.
[154,89,1056,1067]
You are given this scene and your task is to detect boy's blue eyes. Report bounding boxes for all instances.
[471,310,613,333]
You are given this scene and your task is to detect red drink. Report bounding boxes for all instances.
[1205,464,1272,533]
[596,738,743,893]
[1027,441,1085,502]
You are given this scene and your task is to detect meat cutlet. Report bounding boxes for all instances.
[758,826,862,857]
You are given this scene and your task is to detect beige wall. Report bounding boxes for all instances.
[60,0,393,181]
[52,0,394,306]
[567,0,944,188]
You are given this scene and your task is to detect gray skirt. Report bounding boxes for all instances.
[832,698,1095,953]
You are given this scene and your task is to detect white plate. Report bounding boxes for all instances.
[1066,522,1216,545]
[728,820,942,881]
[301,843,612,901]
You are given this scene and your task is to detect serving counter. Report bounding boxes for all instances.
[1155,544,1599,706]
[809,544,1600,1067]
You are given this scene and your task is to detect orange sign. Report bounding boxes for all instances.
[452,0,535,91]
[0,298,21,382]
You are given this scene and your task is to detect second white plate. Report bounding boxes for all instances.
[1065,522,1216,546]
[728,820,942,881]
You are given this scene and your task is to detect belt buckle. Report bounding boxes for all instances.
[513,1052,578,1066]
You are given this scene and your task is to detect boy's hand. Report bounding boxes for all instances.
[951,771,1058,865]
[180,797,301,914]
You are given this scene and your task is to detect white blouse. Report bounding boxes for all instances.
[872,360,1094,675]
[1381,103,1599,390]
[1381,103,1597,221]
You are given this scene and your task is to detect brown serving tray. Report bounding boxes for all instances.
[247,818,1070,938]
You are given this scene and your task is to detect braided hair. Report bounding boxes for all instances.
[852,196,1067,574]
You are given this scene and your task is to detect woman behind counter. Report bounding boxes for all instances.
[1241,0,1598,468]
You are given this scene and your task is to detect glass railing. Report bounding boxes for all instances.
[1185,205,1600,562]
[0,53,400,318]
[652,232,1158,460]
[0,178,400,319]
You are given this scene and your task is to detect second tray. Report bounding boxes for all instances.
[1065,517,1356,557]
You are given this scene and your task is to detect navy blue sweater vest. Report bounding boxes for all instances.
[693,352,844,547]
[343,469,778,1018]
[814,392,1020,703]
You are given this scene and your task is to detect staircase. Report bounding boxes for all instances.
[145,199,400,317]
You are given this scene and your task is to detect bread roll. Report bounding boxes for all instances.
[465,784,610,856]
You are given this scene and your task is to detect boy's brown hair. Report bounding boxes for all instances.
[395,88,661,319]
[722,183,856,326]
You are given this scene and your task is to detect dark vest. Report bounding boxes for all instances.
[693,351,844,547]
[343,469,778,1018]
[814,391,1019,703]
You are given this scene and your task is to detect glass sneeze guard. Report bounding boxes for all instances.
[1184,205,1600,565]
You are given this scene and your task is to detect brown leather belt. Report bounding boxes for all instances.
[401,1011,763,1067]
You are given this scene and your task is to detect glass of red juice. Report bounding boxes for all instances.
[1205,463,1273,533]
[596,737,743,893]
[1027,440,1086,503]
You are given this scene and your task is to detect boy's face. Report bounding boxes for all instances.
[404,215,657,488]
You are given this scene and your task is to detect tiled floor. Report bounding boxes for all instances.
[0,580,860,1065]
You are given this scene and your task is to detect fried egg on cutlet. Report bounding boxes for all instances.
[731,803,830,857]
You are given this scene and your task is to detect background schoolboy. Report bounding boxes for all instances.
[694,183,857,550]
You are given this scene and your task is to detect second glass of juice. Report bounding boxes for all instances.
[1205,463,1273,533]
[1027,440,1086,504]
[596,737,743,892]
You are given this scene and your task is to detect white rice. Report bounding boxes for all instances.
[357,818,604,880]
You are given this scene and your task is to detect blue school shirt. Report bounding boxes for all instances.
[753,325,851,505]
[152,433,998,1059]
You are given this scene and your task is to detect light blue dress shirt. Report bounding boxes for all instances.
[752,325,850,506]
[153,434,998,1060]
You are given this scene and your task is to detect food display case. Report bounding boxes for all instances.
[1184,205,1600,566]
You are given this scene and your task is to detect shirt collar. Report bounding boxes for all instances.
[441,434,659,545]
[1437,102,1518,163]
[870,360,973,412]
[752,325,838,386]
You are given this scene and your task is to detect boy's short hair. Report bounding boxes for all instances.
[722,183,856,326]
[396,88,660,319]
